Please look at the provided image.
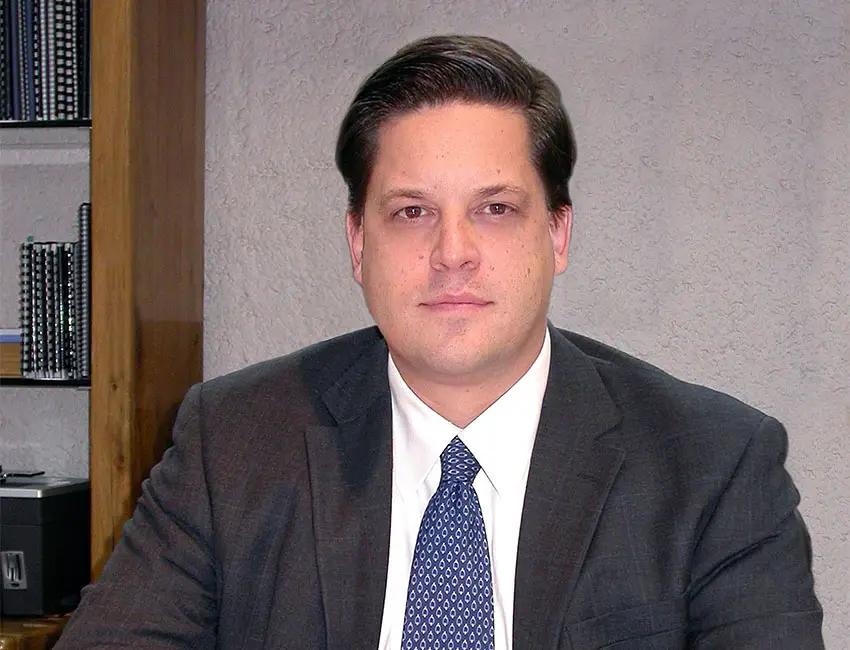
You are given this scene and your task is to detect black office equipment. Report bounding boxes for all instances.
[0,475,89,616]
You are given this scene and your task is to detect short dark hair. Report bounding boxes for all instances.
[335,35,578,222]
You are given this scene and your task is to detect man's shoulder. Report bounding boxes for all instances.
[199,325,384,407]
[554,327,769,433]
[553,327,787,498]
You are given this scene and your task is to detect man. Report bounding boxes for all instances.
[56,35,823,649]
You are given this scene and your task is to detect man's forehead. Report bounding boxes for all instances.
[369,103,537,186]
[377,101,530,141]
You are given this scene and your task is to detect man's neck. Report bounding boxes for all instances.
[411,382,509,429]
[390,332,548,429]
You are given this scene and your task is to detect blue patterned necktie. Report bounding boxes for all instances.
[401,436,495,650]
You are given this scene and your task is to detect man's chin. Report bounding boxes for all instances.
[409,346,502,384]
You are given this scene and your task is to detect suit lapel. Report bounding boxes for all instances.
[513,327,625,649]
[304,337,392,650]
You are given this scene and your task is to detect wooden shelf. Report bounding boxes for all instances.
[0,377,90,388]
[0,119,91,129]
[0,126,90,166]
[0,613,71,648]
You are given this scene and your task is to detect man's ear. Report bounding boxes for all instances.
[346,211,364,285]
[550,204,573,275]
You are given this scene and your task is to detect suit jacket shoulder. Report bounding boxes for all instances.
[201,325,385,416]
[546,327,822,649]
[195,326,386,461]
[557,327,768,458]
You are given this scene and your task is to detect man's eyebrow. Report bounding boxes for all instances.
[377,188,431,210]
[473,184,530,202]
[377,184,530,209]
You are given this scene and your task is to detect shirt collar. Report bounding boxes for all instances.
[389,329,551,499]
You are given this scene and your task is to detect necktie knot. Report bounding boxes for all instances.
[440,437,480,486]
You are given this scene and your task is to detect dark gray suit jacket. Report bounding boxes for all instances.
[56,326,824,649]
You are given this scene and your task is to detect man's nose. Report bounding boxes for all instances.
[430,211,481,271]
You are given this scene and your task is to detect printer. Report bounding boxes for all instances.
[0,475,90,616]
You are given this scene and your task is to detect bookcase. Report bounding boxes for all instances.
[1,0,206,580]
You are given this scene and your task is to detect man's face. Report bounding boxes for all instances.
[346,101,571,390]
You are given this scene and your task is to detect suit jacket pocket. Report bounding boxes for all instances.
[566,597,686,650]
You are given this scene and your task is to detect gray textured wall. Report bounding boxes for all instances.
[204,0,848,645]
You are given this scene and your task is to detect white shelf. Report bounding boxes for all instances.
[0,128,90,166]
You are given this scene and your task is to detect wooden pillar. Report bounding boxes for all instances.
[89,0,205,578]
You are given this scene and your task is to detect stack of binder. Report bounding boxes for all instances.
[0,0,91,122]
[18,202,90,380]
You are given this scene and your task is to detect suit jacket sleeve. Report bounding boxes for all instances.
[687,415,824,648]
[55,384,218,649]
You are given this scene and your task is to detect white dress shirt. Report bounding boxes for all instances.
[377,330,552,650]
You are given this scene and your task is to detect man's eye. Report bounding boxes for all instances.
[396,206,424,219]
[484,203,512,216]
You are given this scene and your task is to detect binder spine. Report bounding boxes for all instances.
[31,0,43,119]
[9,0,21,119]
[76,0,89,118]
[19,0,33,120]
[45,242,57,378]
[1,1,12,119]
[38,0,50,119]
[32,243,45,378]
[68,0,77,118]
[64,241,79,377]
[76,202,91,378]
[46,0,56,119]
[19,240,34,377]
[53,0,71,119]
[52,242,64,377]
